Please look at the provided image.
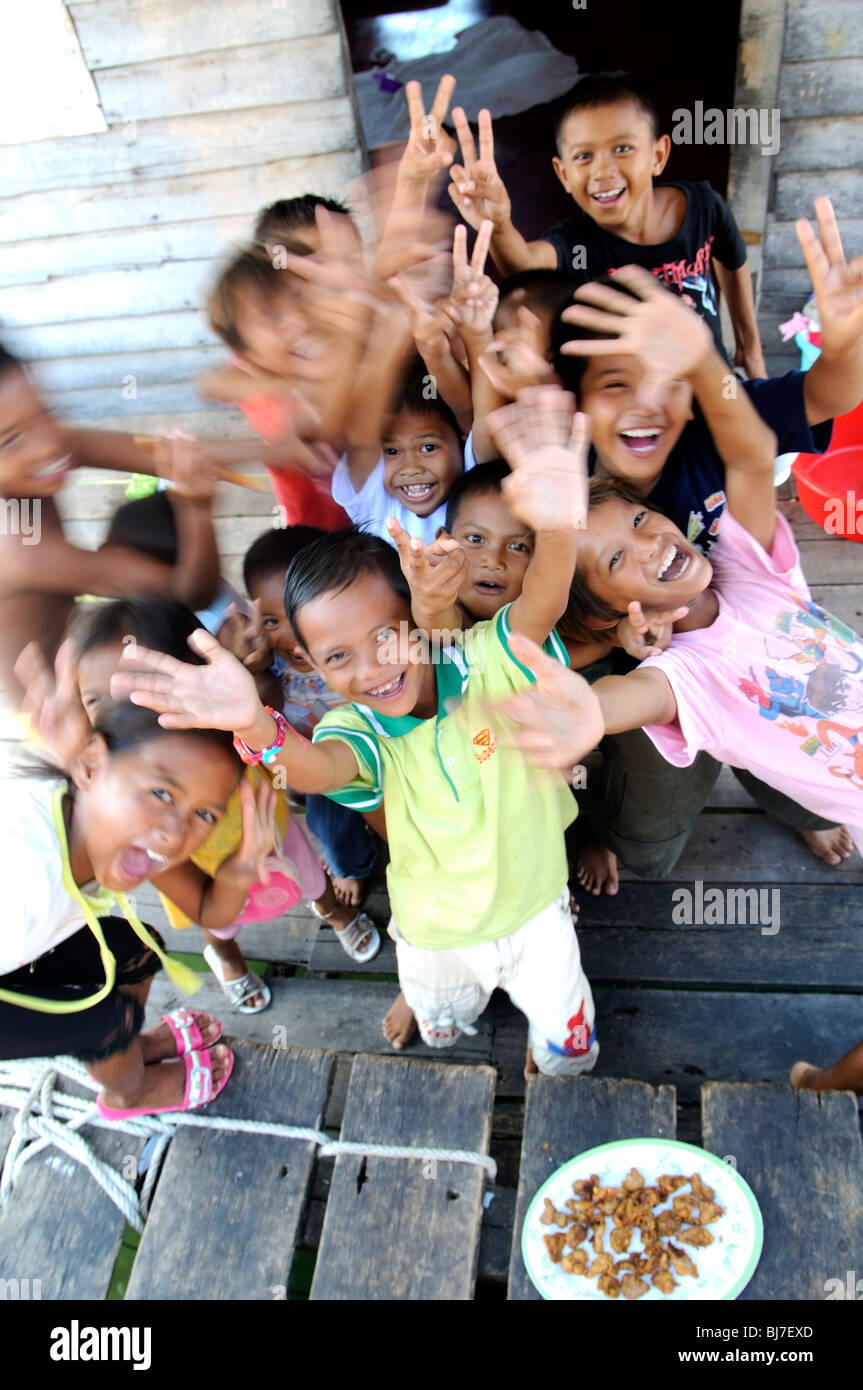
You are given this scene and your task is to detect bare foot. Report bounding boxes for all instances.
[524,1046,539,1079]
[790,1061,821,1091]
[382,991,417,1051]
[796,825,854,867]
[101,1045,233,1112]
[139,1012,221,1064]
[332,875,365,908]
[576,833,620,896]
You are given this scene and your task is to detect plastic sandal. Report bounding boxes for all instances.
[311,904,381,963]
[202,944,272,1013]
[97,1046,234,1120]
[161,1008,222,1056]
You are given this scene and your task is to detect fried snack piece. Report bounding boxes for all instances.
[571,1178,594,1199]
[638,1187,660,1209]
[541,1198,569,1228]
[562,1249,589,1275]
[565,1199,596,1221]
[622,1167,644,1192]
[634,1208,657,1239]
[698,1200,725,1225]
[589,1252,614,1277]
[614,1258,637,1274]
[658,1174,687,1198]
[672,1194,698,1222]
[597,1274,621,1299]
[610,1225,634,1254]
[565,1223,587,1249]
[591,1217,606,1254]
[668,1242,698,1278]
[690,1172,715,1202]
[621,1273,650,1300]
[543,1233,567,1262]
[652,1270,678,1296]
[657,1209,681,1238]
[679,1225,714,1249]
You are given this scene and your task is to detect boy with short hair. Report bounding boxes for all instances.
[448,71,766,376]
[253,193,358,259]
[113,422,599,1077]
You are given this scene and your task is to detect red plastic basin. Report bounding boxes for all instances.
[792,445,863,542]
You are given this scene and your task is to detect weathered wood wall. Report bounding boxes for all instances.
[0,0,366,420]
[758,0,863,374]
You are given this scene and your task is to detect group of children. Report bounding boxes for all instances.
[2,68,862,1120]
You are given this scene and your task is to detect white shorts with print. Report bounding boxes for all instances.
[390,890,599,1077]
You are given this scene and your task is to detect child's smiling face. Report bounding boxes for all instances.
[553,100,669,230]
[73,734,239,891]
[382,409,464,516]
[296,571,435,719]
[0,368,73,497]
[232,281,331,381]
[443,489,533,621]
[578,496,711,616]
[250,570,314,672]
[577,354,693,492]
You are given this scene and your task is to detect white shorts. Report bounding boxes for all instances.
[391,890,599,1077]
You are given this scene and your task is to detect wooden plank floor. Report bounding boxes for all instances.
[1,454,861,1298]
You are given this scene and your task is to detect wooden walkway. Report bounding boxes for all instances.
[0,450,862,1299]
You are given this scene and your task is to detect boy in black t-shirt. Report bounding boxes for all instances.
[448,71,766,378]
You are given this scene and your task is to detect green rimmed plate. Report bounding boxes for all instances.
[522,1138,763,1301]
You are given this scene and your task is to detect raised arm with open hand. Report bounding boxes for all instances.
[561,265,713,411]
[798,196,863,424]
[495,632,606,770]
[111,630,262,733]
[387,517,467,631]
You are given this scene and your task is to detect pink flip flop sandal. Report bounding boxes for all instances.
[161,1008,222,1056]
[97,1046,234,1121]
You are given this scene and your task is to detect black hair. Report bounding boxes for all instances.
[562,476,662,642]
[208,247,291,350]
[496,270,581,324]
[71,596,203,666]
[243,523,326,595]
[550,273,641,398]
[387,355,462,440]
[444,458,512,533]
[283,528,411,650]
[104,491,177,564]
[254,194,353,248]
[0,343,23,381]
[14,697,240,782]
[551,71,661,152]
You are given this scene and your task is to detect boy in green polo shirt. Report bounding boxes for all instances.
[113,412,598,1075]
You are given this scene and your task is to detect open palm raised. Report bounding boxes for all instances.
[110,630,262,733]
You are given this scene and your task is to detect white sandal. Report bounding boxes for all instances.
[203,944,272,1013]
[311,904,381,963]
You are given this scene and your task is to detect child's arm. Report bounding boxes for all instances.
[488,390,588,646]
[111,629,360,796]
[373,75,457,265]
[496,633,677,770]
[442,221,501,460]
[712,260,767,379]
[448,109,557,276]
[389,273,473,432]
[342,294,415,491]
[150,777,277,929]
[797,198,863,425]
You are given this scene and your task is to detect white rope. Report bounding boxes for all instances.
[0,1057,497,1229]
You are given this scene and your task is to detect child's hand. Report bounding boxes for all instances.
[399,75,457,186]
[448,108,512,233]
[561,265,713,410]
[495,633,605,770]
[797,196,863,362]
[110,630,261,733]
[480,307,554,397]
[387,518,468,616]
[389,272,454,357]
[488,385,582,460]
[155,431,218,501]
[14,638,91,769]
[616,600,689,659]
[488,389,588,531]
[217,601,273,674]
[223,776,278,886]
[443,221,499,341]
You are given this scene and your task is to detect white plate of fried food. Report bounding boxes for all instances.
[522,1138,763,1301]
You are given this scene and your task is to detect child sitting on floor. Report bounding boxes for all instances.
[448,71,765,375]
[0,698,243,1119]
[112,424,599,1079]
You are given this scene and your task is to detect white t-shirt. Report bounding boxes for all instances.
[331,431,478,546]
[0,778,109,976]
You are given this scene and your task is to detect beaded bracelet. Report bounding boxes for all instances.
[233,707,292,767]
